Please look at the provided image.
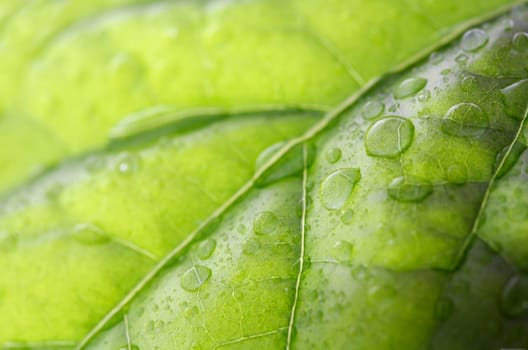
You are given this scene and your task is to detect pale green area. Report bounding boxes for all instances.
[1,1,528,350]
[0,0,517,193]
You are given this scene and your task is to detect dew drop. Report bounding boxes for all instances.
[435,298,454,321]
[116,152,141,175]
[196,239,216,260]
[325,147,342,163]
[417,90,431,102]
[446,163,468,184]
[361,101,384,119]
[455,53,469,63]
[500,79,528,120]
[364,116,415,158]
[441,103,489,137]
[461,75,477,92]
[181,265,212,292]
[512,32,528,52]
[460,29,488,52]
[387,176,433,202]
[332,240,354,263]
[320,168,361,210]
[253,211,279,235]
[242,239,261,255]
[499,274,528,317]
[429,51,444,64]
[339,208,354,225]
[394,78,427,99]
[72,224,110,245]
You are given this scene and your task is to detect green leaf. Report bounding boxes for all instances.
[2,1,528,350]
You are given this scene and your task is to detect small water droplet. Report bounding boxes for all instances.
[455,53,469,63]
[512,32,528,52]
[417,90,431,102]
[461,75,477,91]
[435,298,454,321]
[429,51,444,64]
[253,211,279,235]
[181,265,212,292]
[440,68,451,75]
[196,239,216,260]
[394,78,427,99]
[446,163,468,184]
[116,153,141,175]
[320,168,361,210]
[361,101,384,119]
[332,240,354,263]
[500,79,528,120]
[325,147,342,163]
[72,224,109,245]
[441,103,489,137]
[364,116,415,158]
[460,29,488,52]
[501,18,515,31]
[339,208,354,225]
[387,176,433,202]
[499,274,528,317]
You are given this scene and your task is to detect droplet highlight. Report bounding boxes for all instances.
[181,265,212,292]
[441,103,489,137]
[116,152,141,175]
[365,116,415,158]
[361,101,384,119]
[512,32,528,52]
[320,168,361,210]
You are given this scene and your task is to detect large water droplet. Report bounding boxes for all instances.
[441,103,489,137]
[512,32,528,52]
[361,101,384,119]
[325,147,342,163]
[500,79,528,120]
[387,176,433,202]
[320,168,361,210]
[394,78,427,99]
[499,274,528,317]
[253,211,279,235]
[460,29,488,52]
[364,117,415,158]
[181,265,212,292]
[435,297,454,321]
[72,224,110,245]
[196,239,216,260]
[116,152,141,175]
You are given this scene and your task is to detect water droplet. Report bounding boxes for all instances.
[446,163,468,184]
[387,176,433,202]
[441,103,489,137]
[320,168,361,210]
[461,75,477,91]
[181,265,212,292]
[500,79,528,120]
[339,208,354,225]
[364,116,415,158]
[196,239,216,260]
[455,53,469,63]
[394,78,427,99]
[361,101,384,119]
[242,239,261,255]
[501,18,515,31]
[72,224,109,245]
[253,211,279,235]
[435,298,454,321]
[417,90,431,102]
[116,152,141,175]
[325,147,342,163]
[332,240,354,263]
[460,29,488,52]
[499,274,528,317]
[429,51,444,64]
[512,32,528,52]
